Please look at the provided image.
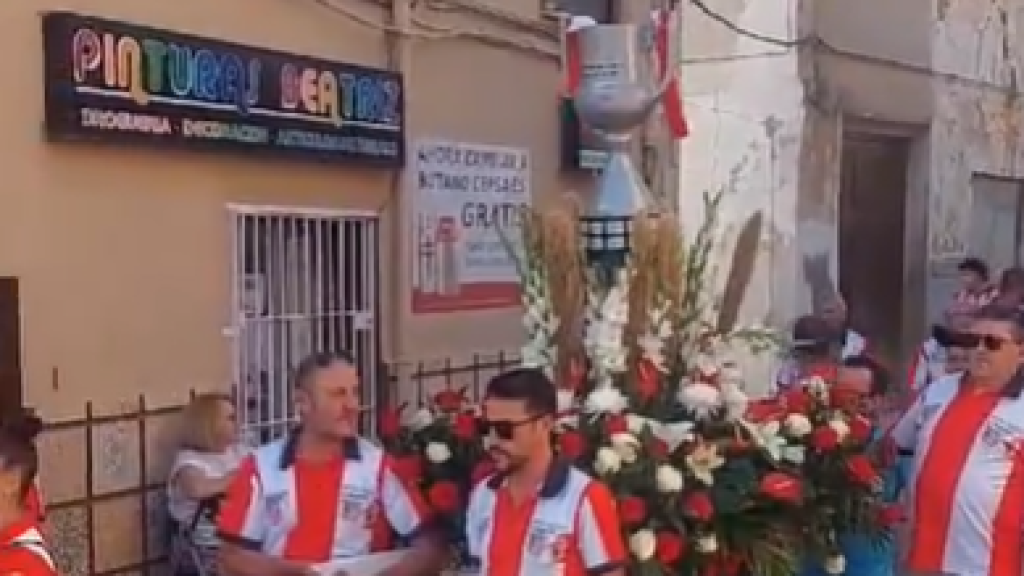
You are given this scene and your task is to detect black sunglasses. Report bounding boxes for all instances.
[966,333,1012,351]
[480,414,546,440]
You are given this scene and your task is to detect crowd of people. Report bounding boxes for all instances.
[1,256,1024,576]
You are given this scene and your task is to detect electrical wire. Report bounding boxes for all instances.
[687,0,809,47]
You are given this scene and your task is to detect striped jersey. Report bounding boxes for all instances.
[0,514,56,576]
[891,373,1024,576]
[217,432,431,562]
[465,460,625,576]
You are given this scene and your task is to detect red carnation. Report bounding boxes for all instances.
[604,414,629,435]
[846,454,880,486]
[391,454,423,483]
[558,430,586,459]
[619,496,648,525]
[810,426,841,451]
[427,480,462,513]
[875,503,905,527]
[453,413,477,440]
[847,415,873,444]
[471,459,497,485]
[782,388,812,414]
[655,530,686,565]
[745,399,784,423]
[636,358,660,400]
[682,491,715,522]
[758,472,802,504]
[433,388,466,413]
[378,405,405,439]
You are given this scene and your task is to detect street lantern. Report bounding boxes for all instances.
[570,12,675,273]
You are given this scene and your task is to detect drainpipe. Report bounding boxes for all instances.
[383,0,412,401]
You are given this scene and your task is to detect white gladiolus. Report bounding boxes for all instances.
[594,447,622,475]
[824,555,846,575]
[628,529,656,560]
[584,271,631,381]
[556,389,579,428]
[518,269,558,376]
[425,442,452,464]
[404,407,434,432]
[720,380,749,421]
[655,464,684,493]
[696,534,719,553]
[784,413,813,437]
[828,419,850,440]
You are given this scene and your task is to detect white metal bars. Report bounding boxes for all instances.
[228,207,380,444]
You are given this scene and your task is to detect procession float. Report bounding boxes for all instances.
[380,6,896,575]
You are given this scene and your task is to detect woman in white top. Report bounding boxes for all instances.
[167,393,248,575]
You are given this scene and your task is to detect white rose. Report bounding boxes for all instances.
[610,432,640,463]
[628,529,656,560]
[784,413,813,437]
[655,464,684,493]
[405,407,434,432]
[804,376,829,401]
[696,534,718,553]
[425,442,452,464]
[828,419,850,441]
[594,447,622,475]
[824,554,846,575]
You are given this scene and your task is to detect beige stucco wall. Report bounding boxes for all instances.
[0,0,570,421]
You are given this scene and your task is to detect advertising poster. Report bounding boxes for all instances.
[410,139,531,313]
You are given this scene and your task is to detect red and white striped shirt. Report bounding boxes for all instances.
[892,373,1024,576]
[217,433,431,562]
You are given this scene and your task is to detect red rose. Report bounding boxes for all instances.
[433,388,465,412]
[558,431,586,459]
[758,472,802,504]
[847,415,873,444]
[471,460,496,485]
[682,491,715,522]
[453,413,478,440]
[846,454,880,486]
[636,358,660,400]
[427,480,462,513]
[378,404,405,439]
[655,530,686,565]
[604,414,629,435]
[619,496,648,525]
[875,503,905,527]
[648,438,669,459]
[391,454,423,483]
[810,426,841,451]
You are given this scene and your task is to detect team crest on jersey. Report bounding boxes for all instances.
[264,492,287,526]
[526,520,571,564]
[340,487,375,525]
[981,416,1024,458]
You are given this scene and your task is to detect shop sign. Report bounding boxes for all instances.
[410,139,531,313]
[41,12,405,166]
[559,97,608,171]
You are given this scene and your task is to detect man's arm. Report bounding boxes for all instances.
[376,459,446,576]
[888,391,925,455]
[216,457,310,576]
[577,482,627,576]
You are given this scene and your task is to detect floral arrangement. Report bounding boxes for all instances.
[381,194,896,576]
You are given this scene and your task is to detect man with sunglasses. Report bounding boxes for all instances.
[891,305,1024,576]
[466,368,626,576]
[217,352,445,576]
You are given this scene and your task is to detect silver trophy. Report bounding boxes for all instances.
[573,20,675,217]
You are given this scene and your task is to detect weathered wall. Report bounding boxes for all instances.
[671,0,805,396]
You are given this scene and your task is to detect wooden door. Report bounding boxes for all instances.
[0,278,22,416]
